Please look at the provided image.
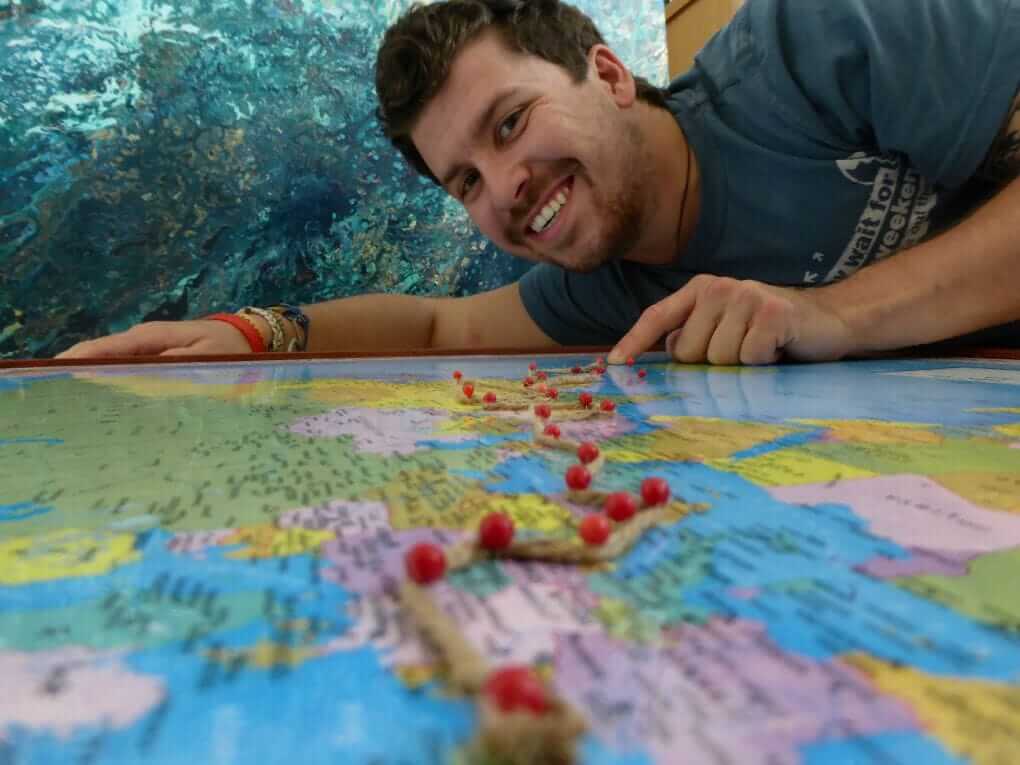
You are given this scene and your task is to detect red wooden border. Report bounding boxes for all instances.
[0,346,614,371]
[2,345,1017,371]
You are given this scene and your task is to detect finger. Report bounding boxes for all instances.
[705,300,755,365]
[159,345,202,357]
[608,289,698,364]
[739,301,793,365]
[57,323,195,359]
[668,298,726,364]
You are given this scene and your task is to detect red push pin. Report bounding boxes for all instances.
[536,371,548,381]
[579,514,611,546]
[462,383,475,399]
[578,392,593,409]
[571,366,582,374]
[453,370,463,381]
[482,392,497,405]
[484,666,549,716]
[595,367,606,375]
[478,512,515,551]
[529,362,538,371]
[637,369,648,379]
[641,477,671,506]
[534,403,552,419]
[405,542,446,584]
[600,399,616,412]
[545,387,558,399]
[543,423,561,439]
[626,356,635,366]
[595,357,605,367]
[565,464,592,491]
[577,442,599,464]
[523,376,535,387]
[604,492,637,522]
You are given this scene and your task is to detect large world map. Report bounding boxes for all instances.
[1,353,1019,763]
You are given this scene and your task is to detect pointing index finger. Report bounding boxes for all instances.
[608,288,698,364]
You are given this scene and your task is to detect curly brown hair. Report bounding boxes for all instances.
[375,0,667,184]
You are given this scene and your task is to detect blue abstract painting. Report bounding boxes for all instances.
[0,0,667,358]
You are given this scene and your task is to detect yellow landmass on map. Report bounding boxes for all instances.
[303,378,478,411]
[710,451,876,487]
[223,525,334,559]
[434,414,524,437]
[593,597,661,644]
[602,417,795,463]
[845,654,1020,763]
[207,640,319,669]
[994,422,1020,438]
[0,529,139,585]
[382,470,575,533]
[395,663,438,689]
[795,419,945,446]
[74,372,277,403]
[933,473,1020,513]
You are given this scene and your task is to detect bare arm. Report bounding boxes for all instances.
[610,90,1020,365]
[301,282,557,352]
[812,90,1020,354]
[57,281,557,358]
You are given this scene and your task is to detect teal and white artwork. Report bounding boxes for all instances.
[0,1,667,357]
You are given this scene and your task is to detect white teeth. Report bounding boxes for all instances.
[530,184,571,234]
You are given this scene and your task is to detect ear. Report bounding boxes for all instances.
[588,45,636,108]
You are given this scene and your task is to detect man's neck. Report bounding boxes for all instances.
[624,104,700,267]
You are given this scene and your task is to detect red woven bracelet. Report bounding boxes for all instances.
[205,312,267,353]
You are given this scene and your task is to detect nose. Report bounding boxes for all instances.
[488,156,530,213]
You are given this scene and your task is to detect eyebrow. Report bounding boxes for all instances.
[438,87,520,190]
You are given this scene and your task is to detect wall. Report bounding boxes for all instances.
[0,0,667,358]
[665,0,741,78]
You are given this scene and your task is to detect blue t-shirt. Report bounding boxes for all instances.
[519,0,1020,346]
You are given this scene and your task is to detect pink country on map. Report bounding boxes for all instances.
[771,474,1020,554]
[0,648,165,739]
[289,407,477,455]
[553,620,918,763]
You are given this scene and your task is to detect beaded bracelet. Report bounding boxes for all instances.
[238,306,286,352]
[268,303,310,352]
[205,313,267,353]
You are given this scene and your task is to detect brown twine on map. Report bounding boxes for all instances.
[399,362,696,764]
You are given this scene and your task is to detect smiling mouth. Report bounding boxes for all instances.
[528,177,574,236]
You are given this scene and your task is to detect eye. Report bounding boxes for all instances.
[496,109,523,142]
[460,169,480,199]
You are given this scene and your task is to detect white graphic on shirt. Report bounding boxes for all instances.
[823,152,938,283]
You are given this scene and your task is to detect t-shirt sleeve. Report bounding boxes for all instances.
[518,263,642,345]
[744,0,1020,188]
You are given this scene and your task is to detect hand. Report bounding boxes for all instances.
[55,319,256,359]
[607,275,853,366]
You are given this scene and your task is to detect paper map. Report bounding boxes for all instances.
[1,353,1019,764]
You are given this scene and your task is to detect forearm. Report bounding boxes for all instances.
[814,175,1020,354]
[300,293,440,352]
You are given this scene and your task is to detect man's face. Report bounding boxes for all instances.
[411,31,648,273]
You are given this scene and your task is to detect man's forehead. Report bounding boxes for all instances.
[414,36,528,180]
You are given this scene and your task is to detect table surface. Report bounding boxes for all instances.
[2,351,1019,764]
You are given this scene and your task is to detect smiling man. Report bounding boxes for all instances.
[59,0,1020,364]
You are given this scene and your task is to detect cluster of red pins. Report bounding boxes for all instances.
[562,439,671,547]
[571,476,671,546]
[405,509,517,587]
[416,357,665,721]
[405,507,552,717]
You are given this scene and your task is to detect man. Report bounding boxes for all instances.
[58,0,1020,364]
